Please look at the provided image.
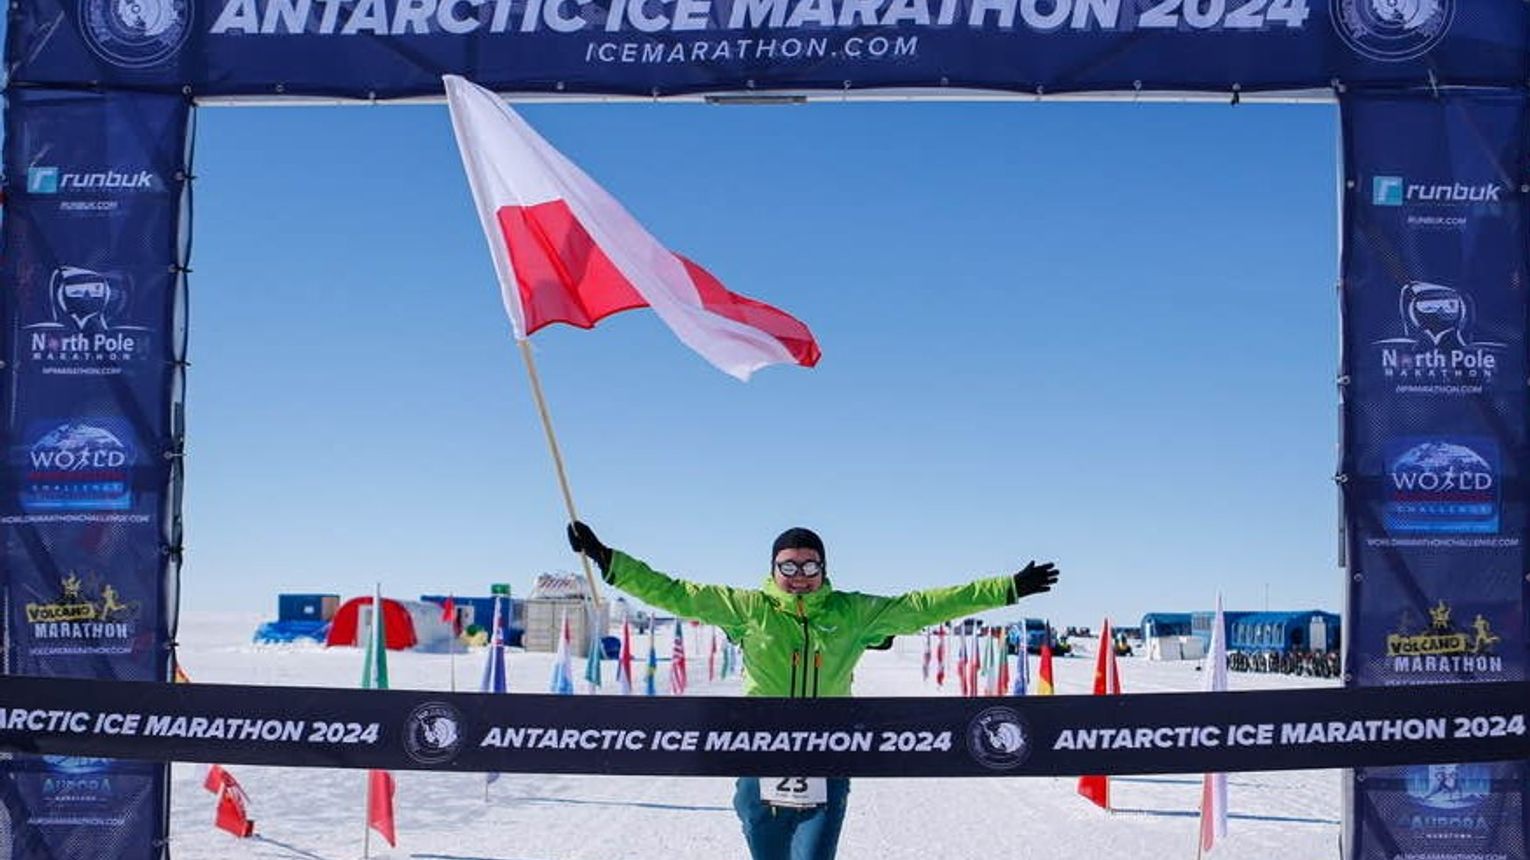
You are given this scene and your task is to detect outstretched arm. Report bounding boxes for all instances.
[568,522,756,632]
[858,561,1060,641]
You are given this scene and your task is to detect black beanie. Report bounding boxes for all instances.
[772,527,825,562]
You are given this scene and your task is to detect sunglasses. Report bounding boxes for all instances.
[774,560,823,577]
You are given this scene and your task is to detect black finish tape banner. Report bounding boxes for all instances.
[1,676,1527,777]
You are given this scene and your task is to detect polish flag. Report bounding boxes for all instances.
[444,75,821,381]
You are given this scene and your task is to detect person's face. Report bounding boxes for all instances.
[772,547,824,594]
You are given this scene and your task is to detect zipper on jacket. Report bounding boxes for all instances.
[795,597,813,699]
[812,650,823,698]
[789,650,800,699]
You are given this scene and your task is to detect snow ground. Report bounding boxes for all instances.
[167,613,1341,860]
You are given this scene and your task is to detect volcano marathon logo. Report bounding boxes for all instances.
[403,702,464,764]
[1333,0,1453,62]
[17,421,138,513]
[1372,281,1504,394]
[1383,439,1499,535]
[79,0,192,68]
[25,266,152,376]
[1400,763,1494,840]
[24,572,141,656]
[966,706,1029,770]
[1386,600,1503,677]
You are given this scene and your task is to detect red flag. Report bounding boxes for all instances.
[207,767,254,838]
[1038,641,1055,695]
[440,595,456,623]
[203,764,229,794]
[996,630,1011,696]
[444,75,820,381]
[368,769,396,847]
[1078,619,1121,810]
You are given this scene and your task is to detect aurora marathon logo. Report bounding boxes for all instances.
[966,706,1029,771]
[1401,762,1495,840]
[1332,0,1454,62]
[80,0,193,69]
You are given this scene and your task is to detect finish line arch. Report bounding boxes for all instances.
[2,2,1527,857]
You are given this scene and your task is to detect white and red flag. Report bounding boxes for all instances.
[443,75,821,381]
[1200,594,1230,853]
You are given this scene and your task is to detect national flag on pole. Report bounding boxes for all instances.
[362,584,397,848]
[935,626,947,688]
[1037,640,1055,696]
[995,630,1010,696]
[708,627,718,683]
[956,629,970,697]
[441,594,456,624]
[442,74,821,381]
[481,596,508,786]
[1200,594,1230,854]
[368,769,397,848]
[645,623,658,696]
[922,629,931,682]
[670,621,688,695]
[1078,618,1122,811]
[583,605,603,691]
[967,629,980,697]
[551,611,576,695]
[1012,635,1029,696]
[616,617,635,695]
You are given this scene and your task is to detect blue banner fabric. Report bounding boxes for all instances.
[0,87,191,860]
[5,0,1529,99]
[1339,90,1530,860]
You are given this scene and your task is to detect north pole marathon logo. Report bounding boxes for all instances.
[24,573,140,656]
[18,421,138,512]
[1386,600,1503,676]
[1383,439,1499,535]
[79,0,192,69]
[25,266,152,376]
[402,702,464,765]
[1332,0,1454,62]
[966,706,1029,771]
[1372,281,1504,394]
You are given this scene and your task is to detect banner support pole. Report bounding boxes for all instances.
[515,337,604,607]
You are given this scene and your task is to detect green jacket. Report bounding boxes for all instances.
[607,550,1016,698]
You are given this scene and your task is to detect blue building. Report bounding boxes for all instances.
[1189,610,1340,654]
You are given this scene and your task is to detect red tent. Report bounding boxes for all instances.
[325,596,417,650]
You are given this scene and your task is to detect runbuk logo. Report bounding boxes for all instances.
[27,167,157,194]
[1371,176,1501,206]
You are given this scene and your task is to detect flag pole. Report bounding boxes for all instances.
[515,337,604,607]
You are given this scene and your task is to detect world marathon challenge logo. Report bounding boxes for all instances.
[24,266,152,376]
[1371,281,1504,395]
[1381,439,1501,538]
[16,421,138,514]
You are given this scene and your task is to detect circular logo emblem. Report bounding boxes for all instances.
[402,702,464,765]
[966,706,1031,771]
[1331,0,1455,63]
[79,0,192,69]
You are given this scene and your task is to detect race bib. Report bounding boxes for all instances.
[759,776,827,808]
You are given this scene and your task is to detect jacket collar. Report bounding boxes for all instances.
[761,574,835,611]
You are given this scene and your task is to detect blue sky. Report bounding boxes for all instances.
[180,97,1341,628]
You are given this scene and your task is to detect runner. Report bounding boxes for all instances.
[567,521,1059,860]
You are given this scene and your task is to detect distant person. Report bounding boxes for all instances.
[568,521,1059,860]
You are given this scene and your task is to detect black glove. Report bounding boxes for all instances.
[566,520,613,575]
[1012,561,1059,600]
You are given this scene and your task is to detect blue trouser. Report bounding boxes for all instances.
[733,777,851,860]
